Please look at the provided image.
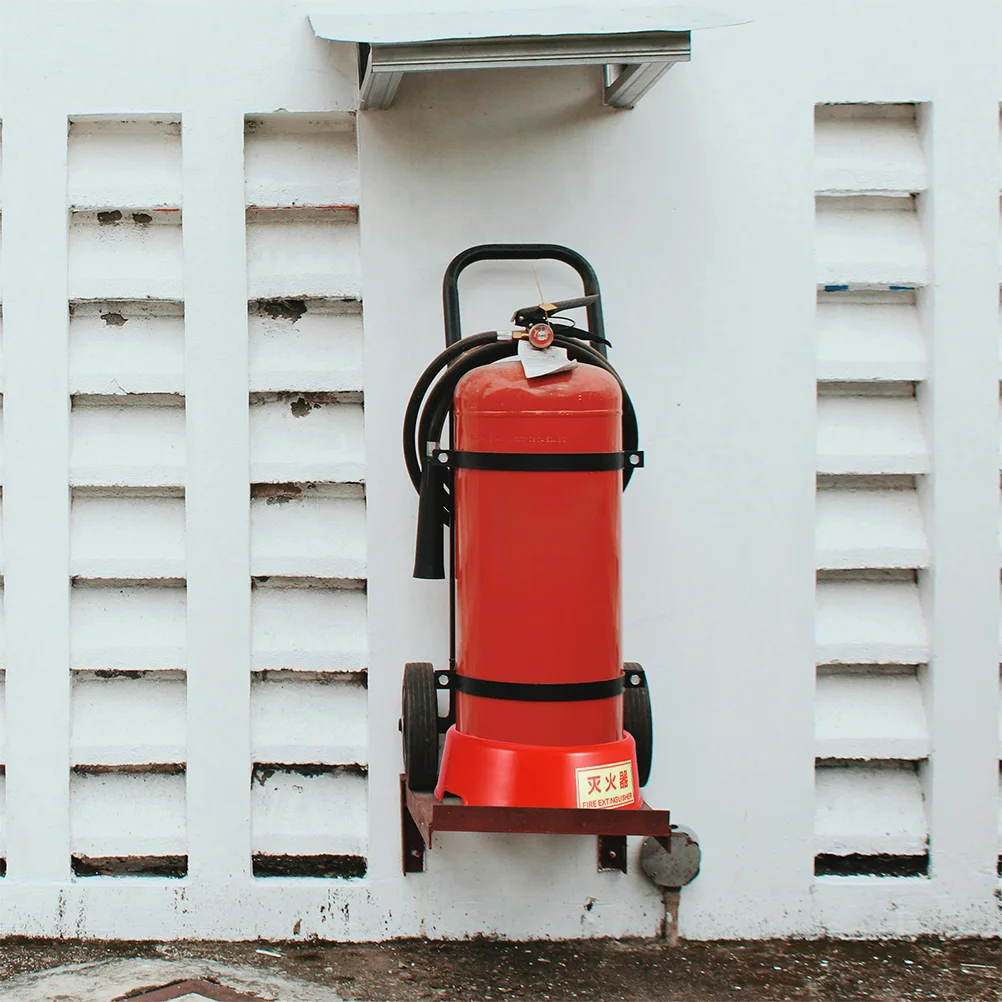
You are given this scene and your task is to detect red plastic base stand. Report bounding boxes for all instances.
[435,726,642,809]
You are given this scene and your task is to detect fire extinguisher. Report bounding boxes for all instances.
[401,244,652,811]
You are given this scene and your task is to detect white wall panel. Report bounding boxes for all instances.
[249,396,364,484]
[70,397,185,487]
[71,584,186,670]
[816,579,928,665]
[815,761,927,856]
[70,300,184,396]
[246,208,360,300]
[250,767,366,857]
[0,0,994,943]
[68,119,181,210]
[249,299,362,394]
[71,672,185,767]
[250,486,365,579]
[71,491,185,580]
[251,584,366,672]
[251,672,367,765]
[68,210,183,301]
[816,670,928,759]
[70,771,186,857]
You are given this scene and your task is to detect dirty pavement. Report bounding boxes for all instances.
[0,936,998,1001]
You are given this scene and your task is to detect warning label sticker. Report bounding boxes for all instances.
[575,760,635,809]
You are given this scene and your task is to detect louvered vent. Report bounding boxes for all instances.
[814,103,930,877]
[244,115,367,879]
[66,118,187,877]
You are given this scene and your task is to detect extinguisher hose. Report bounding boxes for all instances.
[405,333,641,579]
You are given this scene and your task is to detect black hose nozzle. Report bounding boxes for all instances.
[413,457,449,579]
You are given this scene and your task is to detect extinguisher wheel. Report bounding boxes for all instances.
[402,662,440,792]
[623,662,653,788]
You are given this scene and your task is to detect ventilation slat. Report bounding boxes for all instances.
[67,119,182,210]
[70,771,185,857]
[251,674,367,765]
[249,299,363,394]
[244,115,358,209]
[816,579,928,665]
[71,493,185,580]
[68,211,183,301]
[71,674,185,766]
[249,397,364,485]
[71,398,185,488]
[816,488,927,570]
[814,105,926,196]
[816,197,927,288]
[817,396,928,475]
[816,672,928,759]
[246,209,360,300]
[250,490,366,579]
[815,761,927,856]
[250,766,366,857]
[251,585,367,672]
[70,300,184,396]
[71,584,186,670]
[817,294,926,383]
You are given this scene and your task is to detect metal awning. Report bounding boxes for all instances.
[308,6,739,111]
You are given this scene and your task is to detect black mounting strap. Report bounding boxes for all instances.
[435,671,630,702]
[433,449,644,473]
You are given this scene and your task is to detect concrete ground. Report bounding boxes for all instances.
[0,937,999,1002]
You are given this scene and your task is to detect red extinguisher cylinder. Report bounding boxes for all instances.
[454,360,623,746]
[433,358,640,809]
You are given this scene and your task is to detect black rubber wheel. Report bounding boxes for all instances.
[623,662,653,788]
[402,662,439,791]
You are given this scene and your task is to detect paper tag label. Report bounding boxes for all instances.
[575,760,635,809]
[518,338,578,380]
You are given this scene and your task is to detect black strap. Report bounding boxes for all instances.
[434,450,643,472]
[450,675,625,702]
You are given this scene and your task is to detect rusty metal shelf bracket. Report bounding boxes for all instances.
[401,776,670,874]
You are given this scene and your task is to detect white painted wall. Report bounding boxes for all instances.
[0,0,997,941]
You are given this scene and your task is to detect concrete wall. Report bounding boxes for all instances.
[0,0,997,940]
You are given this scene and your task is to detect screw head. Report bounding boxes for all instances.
[437,453,448,464]
[438,675,449,686]
[629,454,640,466]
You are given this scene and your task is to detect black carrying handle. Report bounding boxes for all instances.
[442,243,607,357]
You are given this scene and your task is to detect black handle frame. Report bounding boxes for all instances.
[442,243,607,357]
[438,243,609,721]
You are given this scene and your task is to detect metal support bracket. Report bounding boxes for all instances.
[401,777,670,874]
[354,32,690,110]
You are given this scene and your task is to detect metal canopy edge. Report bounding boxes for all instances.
[308,6,739,110]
